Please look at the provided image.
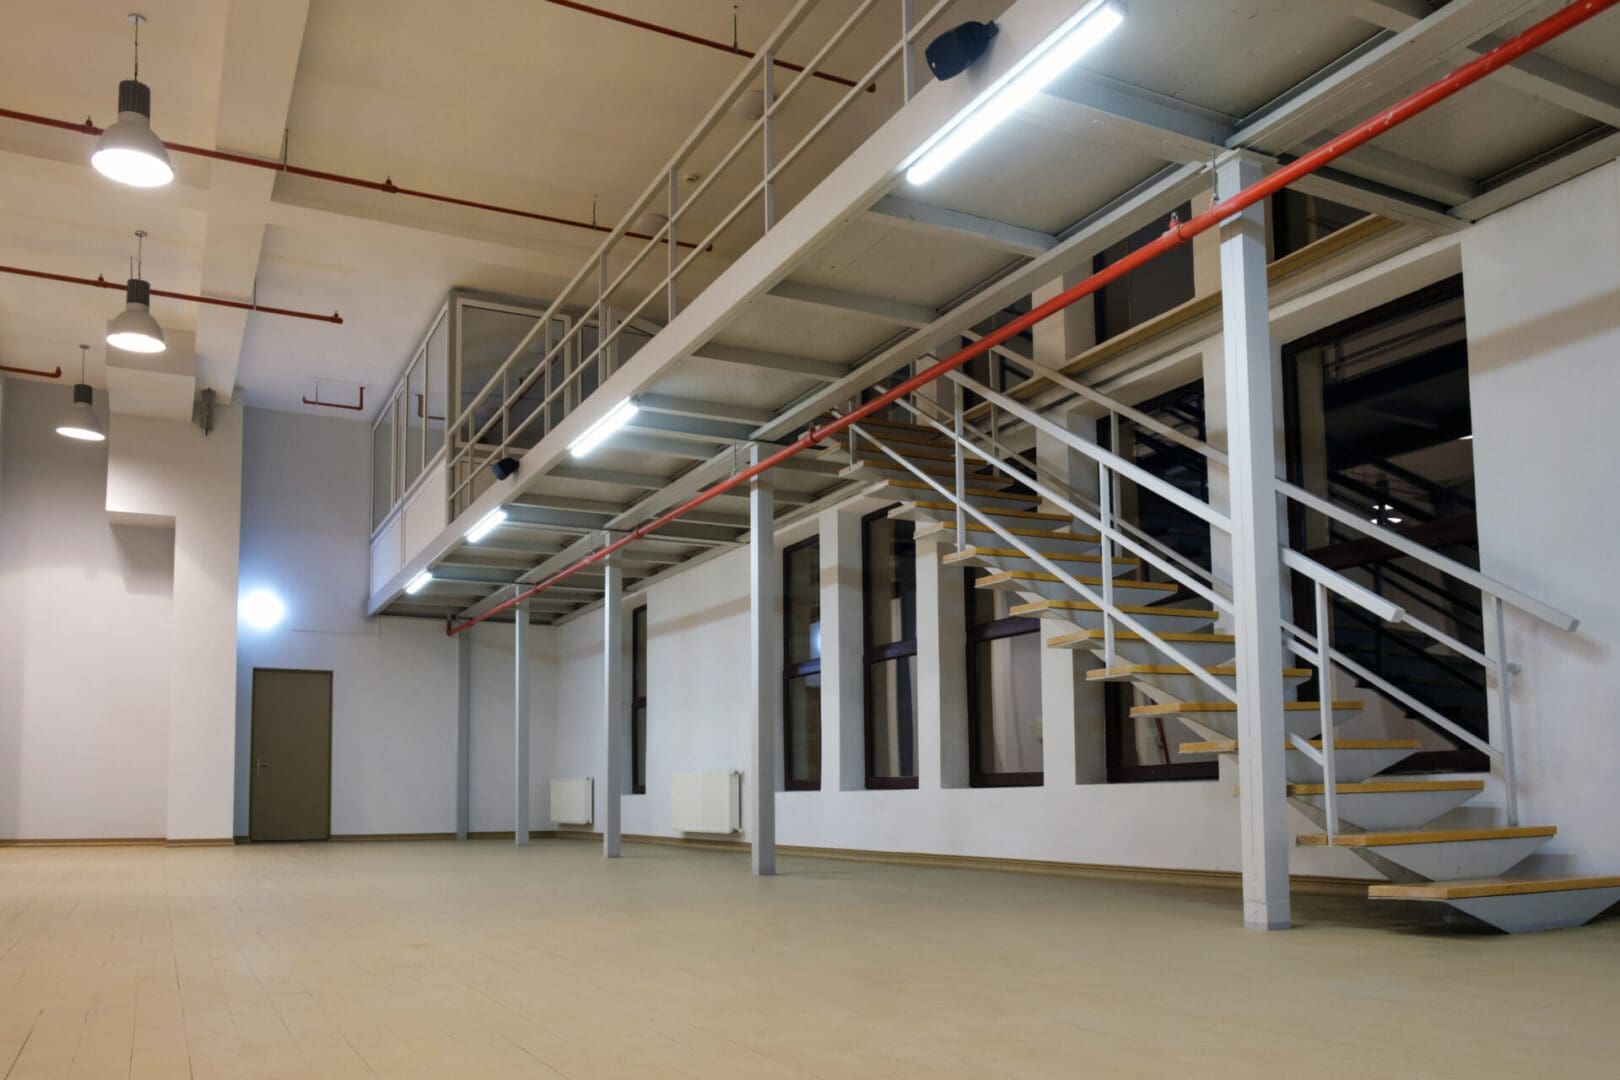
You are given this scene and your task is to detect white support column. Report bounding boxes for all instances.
[916,536,967,789]
[1218,152,1290,931]
[602,553,625,858]
[819,508,865,791]
[456,631,471,840]
[513,603,531,847]
[749,445,779,875]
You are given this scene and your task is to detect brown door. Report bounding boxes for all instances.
[250,669,333,841]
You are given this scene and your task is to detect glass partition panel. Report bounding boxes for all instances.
[460,306,540,448]
[404,351,425,491]
[425,315,449,464]
[371,403,395,529]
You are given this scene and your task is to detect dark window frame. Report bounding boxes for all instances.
[630,604,647,795]
[782,535,822,791]
[862,506,919,790]
[964,570,1043,788]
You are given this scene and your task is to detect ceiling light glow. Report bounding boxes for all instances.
[405,570,434,595]
[465,507,507,544]
[91,15,173,188]
[239,588,286,631]
[905,1,1124,187]
[567,398,639,459]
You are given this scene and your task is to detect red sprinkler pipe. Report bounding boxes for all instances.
[0,107,702,251]
[303,385,365,411]
[446,0,1619,635]
[539,0,874,92]
[0,263,343,324]
[0,362,63,379]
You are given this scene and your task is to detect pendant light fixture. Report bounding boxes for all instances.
[55,345,106,443]
[106,230,167,354]
[90,13,174,188]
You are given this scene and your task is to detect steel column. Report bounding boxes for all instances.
[749,444,779,875]
[1218,152,1290,931]
[514,602,531,847]
[456,630,471,840]
[603,552,625,857]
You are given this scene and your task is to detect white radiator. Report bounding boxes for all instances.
[550,776,594,825]
[670,771,742,834]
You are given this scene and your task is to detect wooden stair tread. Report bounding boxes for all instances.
[915,521,1103,543]
[977,570,1177,593]
[841,460,1004,483]
[1286,780,1485,795]
[1049,630,1235,647]
[1369,876,1620,900]
[1014,600,1218,619]
[1297,826,1556,847]
[880,479,1036,501]
[1131,700,1361,717]
[943,547,1139,567]
[1087,664,1310,680]
[1178,738,1421,753]
[902,501,1069,522]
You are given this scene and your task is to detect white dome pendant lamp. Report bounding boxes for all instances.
[106,230,167,354]
[55,345,106,443]
[91,13,174,188]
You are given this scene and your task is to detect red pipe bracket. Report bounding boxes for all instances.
[303,385,365,411]
[0,362,63,379]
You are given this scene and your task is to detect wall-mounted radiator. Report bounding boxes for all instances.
[550,776,594,825]
[670,771,742,834]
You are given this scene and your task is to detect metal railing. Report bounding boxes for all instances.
[442,0,965,517]
[893,357,1575,837]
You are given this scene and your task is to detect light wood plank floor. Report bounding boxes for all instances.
[1,839,1617,1079]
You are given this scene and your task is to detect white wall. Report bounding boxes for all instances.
[235,406,554,839]
[0,381,173,840]
[1462,160,1620,875]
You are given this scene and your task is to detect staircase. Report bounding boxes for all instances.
[825,396,1619,935]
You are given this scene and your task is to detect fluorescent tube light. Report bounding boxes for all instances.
[568,398,639,458]
[905,1,1124,186]
[465,508,507,543]
[405,570,433,594]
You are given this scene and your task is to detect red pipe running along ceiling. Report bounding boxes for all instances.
[0,263,342,324]
[539,0,875,92]
[0,362,62,379]
[444,0,1620,635]
[0,106,703,250]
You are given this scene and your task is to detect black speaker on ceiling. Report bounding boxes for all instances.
[491,456,520,481]
[925,20,998,81]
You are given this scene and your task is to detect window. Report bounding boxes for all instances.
[1270,189,1368,260]
[631,605,647,795]
[863,509,918,788]
[1093,201,1195,342]
[783,538,822,790]
[965,571,1043,786]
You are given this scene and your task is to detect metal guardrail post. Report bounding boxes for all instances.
[667,167,680,319]
[1491,594,1519,827]
[953,382,966,553]
[1099,459,1116,668]
[763,49,777,231]
[1315,580,1338,841]
[901,0,916,101]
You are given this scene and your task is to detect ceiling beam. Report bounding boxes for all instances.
[636,392,776,426]
[1230,0,1541,153]
[624,412,758,443]
[765,281,939,329]
[688,342,846,382]
[612,432,722,460]
[1348,0,1620,129]
[862,196,1057,258]
[548,464,671,489]
[1454,129,1620,221]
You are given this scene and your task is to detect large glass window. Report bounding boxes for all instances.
[965,572,1043,786]
[783,538,821,790]
[631,605,647,795]
[371,404,395,529]
[1270,189,1368,260]
[863,509,917,788]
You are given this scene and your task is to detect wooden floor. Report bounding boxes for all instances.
[2,840,1617,1078]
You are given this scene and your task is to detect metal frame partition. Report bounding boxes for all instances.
[370,300,451,537]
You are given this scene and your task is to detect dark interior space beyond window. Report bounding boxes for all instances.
[965,571,1043,786]
[863,508,918,788]
[783,537,822,790]
[631,605,647,794]
[1094,201,1195,342]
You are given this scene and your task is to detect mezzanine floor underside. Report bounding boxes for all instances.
[1,839,1616,1079]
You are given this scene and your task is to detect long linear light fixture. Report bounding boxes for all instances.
[405,570,434,594]
[465,508,507,543]
[567,398,639,458]
[905,0,1124,186]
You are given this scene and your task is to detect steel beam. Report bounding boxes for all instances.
[625,412,759,444]
[689,342,846,382]
[863,195,1058,258]
[749,444,778,876]
[1218,154,1291,931]
[766,280,940,328]
[637,392,776,427]
[603,554,624,858]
